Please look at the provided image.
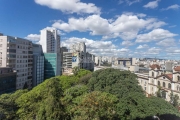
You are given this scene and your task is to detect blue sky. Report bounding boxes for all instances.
[0,0,180,59]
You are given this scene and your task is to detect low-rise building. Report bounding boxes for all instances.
[136,64,180,101]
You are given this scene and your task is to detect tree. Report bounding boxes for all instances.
[169,91,179,108]
[62,85,88,118]
[16,78,65,120]
[72,91,119,120]
[72,67,80,76]
[0,90,28,120]
[88,68,144,98]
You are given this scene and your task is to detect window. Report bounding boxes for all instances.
[162,91,166,99]
[158,81,160,86]
[152,72,154,77]
[163,82,166,87]
[177,85,180,91]
[178,76,180,81]
[168,83,171,89]
[152,79,154,84]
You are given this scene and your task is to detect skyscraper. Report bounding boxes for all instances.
[39,29,60,53]
[39,28,61,79]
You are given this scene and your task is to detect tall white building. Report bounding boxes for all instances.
[0,34,33,89]
[39,28,61,79]
[40,29,60,53]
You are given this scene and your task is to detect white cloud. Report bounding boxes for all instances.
[156,38,175,46]
[119,0,141,5]
[52,14,166,40]
[136,44,149,49]
[34,0,101,14]
[61,37,131,56]
[121,41,134,46]
[143,0,160,9]
[25,34,40,42]
[147,47,161,54]
[162,4,180,11]
[135,28,178,43]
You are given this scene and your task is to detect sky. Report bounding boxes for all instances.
[0,0,180,59]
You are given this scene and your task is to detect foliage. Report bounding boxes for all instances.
[62,85,88,118]
[16,78,65,120]
[56,69,91,90]
[0,90,28,120]
[79,73,92,85]
[0,68,180,120]
[169,91,179,108]
[88,68,144,98]
[72,66,79,76]
[72,91,119,120]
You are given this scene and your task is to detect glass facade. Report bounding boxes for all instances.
[44,53,58,79]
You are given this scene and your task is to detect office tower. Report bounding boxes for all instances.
[40,29,60,53]
[0,67,16,94]
[39,28,61,79]
[44,53,61,79]
[0,34,33,89]
[32,44,44,87]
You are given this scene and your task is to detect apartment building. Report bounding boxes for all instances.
[40,28,60,53]
[0,67,16,94]
[136,64,180,101]
[32,44,44,87]
[0,34,33,89]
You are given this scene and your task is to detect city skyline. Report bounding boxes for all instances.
[0,0,180,59]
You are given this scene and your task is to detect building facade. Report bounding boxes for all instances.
[0,34,33,89]
[32,43,44,87]
[136,64,180,101]
[40,29,60,53]
[44,53,61,79]
[39,28,62,79]
[0,67,16,94]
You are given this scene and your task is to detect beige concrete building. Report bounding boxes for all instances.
[136,64,180,101]
[0,34,33,89]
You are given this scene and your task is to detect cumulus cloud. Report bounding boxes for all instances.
[136,44,149,49]
[135,28,178,43]
[121,41,134,46]
[34,0,101,14]
[61,37,130,56]
[52,14,166,40]
[118,0,141,5]
[25,34,40,42]
[156,38,175,46]
[162,4,180,11]
[147,47,161,54]
[143,0,160,9]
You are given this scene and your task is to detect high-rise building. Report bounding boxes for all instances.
[0,34,33,89]
[40,29,60,53]
[0,67,16,94]
[32,44,44,87]
[39,28,61,79]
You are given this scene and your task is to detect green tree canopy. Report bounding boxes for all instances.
[16,78,65,120]
[88,68,144,98]
[72,91,119,120]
